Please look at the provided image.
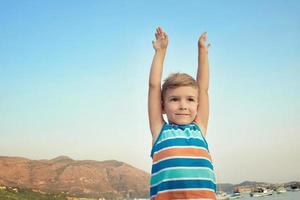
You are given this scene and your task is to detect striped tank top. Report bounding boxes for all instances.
[150,122,217,200]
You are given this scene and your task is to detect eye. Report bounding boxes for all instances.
[170,97,178,102]
[188,98,195,102]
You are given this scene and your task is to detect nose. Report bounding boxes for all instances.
[179,100,188,110]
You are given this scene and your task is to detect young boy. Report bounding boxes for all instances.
[148,27,216,199]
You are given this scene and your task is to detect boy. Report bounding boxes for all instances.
[148,27,216,199]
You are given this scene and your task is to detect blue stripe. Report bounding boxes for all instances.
[150,179,216,196]
[151,158,214,174]
[166,123,198,131]
[151,137,208,158]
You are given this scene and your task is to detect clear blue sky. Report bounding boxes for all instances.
[1,1,299,184]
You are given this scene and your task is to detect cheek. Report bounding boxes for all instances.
[192,104,198,112]
[167,104,177,112]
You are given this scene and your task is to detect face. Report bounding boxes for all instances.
[163,86,198,125]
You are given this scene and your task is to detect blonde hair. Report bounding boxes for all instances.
[161,73,198,102]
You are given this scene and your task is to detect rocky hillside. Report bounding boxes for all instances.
[0,156,150,199]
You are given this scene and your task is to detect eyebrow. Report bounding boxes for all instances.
[168,95,197,99]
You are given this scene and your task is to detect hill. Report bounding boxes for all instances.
[0,156,149,199]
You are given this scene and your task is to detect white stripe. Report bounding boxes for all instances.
[151,188,215,199]
[152,156,211,165]
[162,127,199,134]
[151,166,214,177]
[151,177,216,187]
[153,146,207,157]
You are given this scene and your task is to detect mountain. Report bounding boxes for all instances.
[237,181,269,187]
[0,156,150,199]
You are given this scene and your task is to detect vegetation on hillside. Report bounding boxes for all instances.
[0,187,67,200]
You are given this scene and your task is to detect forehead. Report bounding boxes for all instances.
[165,86,198,97]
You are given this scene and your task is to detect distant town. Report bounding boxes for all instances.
[216,181,300,199]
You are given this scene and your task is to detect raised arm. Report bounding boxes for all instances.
[148,27,168,140]
[194,32,211,136]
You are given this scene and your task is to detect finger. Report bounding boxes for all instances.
[164,32,168,39]
[159,27,164,36]
[156,27,160,34]
[158,30,162,37]
[158,27,162,34]
[201,32,207,40]
[164,32,168,40]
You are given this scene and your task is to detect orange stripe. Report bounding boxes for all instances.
[154,189,217,200]
[153,148,212,163]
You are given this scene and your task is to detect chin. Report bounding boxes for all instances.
[171,120,193,125]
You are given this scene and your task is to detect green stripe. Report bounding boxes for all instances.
[157,129,204,143]
[151,168,216,186]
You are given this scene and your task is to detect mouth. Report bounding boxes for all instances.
[175,114,190,116]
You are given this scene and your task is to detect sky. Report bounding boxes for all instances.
[0,0,299,184]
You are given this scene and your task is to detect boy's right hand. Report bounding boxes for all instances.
[152,27,168,51]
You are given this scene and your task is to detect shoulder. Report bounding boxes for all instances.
[151,122,167,146]
[193,120,207,137]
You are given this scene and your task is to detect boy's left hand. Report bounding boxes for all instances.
[198,32,211,52]
[152,27,168,51]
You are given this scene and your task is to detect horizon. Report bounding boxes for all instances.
[1,1,299,184]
